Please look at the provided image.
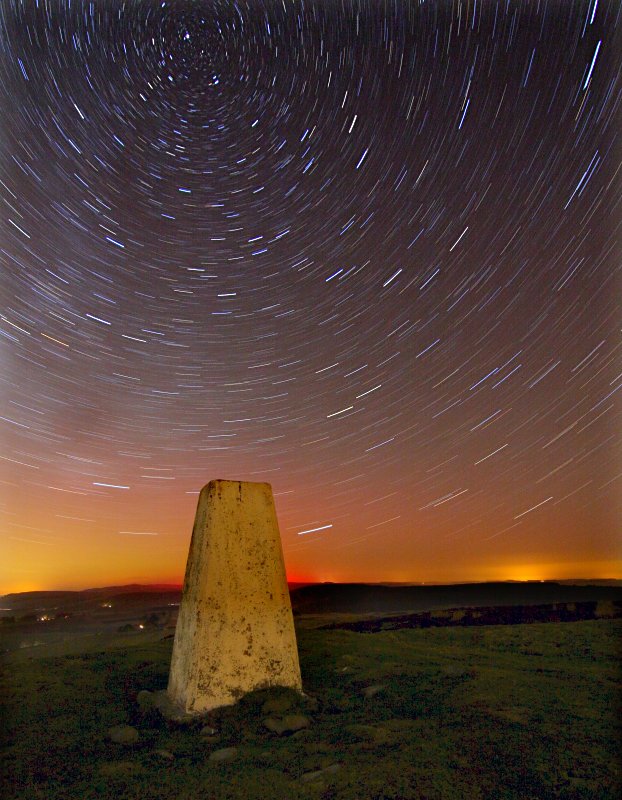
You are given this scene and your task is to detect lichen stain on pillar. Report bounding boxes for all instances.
[167,479,303,714]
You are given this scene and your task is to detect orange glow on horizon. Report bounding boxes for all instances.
[2,560,620,595]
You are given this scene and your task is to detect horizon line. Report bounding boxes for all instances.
[2,576,621,596]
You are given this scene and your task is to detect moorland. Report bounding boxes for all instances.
[1,582,620,799]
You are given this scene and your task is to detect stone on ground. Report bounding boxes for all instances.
[263,714,310,735]
[261,693,296,715]
[152,749,174,761]
[152,689,195,724]
[362,684,386,699]
[301,764,342,783]
[107,725,139,745]
[209,746,238,762]
[136,690,155,710]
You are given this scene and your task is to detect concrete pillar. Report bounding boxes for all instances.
[168,479,302,714]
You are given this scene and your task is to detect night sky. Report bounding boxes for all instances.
[1,0,620,593]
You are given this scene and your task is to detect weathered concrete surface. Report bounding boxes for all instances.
[168,479,302,714]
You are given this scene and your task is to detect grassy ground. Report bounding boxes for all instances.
[1,619,620,800]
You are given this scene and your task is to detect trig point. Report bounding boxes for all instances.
[167,479,302,714]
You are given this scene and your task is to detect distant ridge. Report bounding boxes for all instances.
[0,582,309,613]
[0,586,184,615]
[82,583,183,593]
[289,581,622,614]
[1,584,182,602]
[1,581,307,603]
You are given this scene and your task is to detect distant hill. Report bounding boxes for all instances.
[551,579,622,586]
[0,586,182,615]
[82,583,183,594]
[0,582,310,616]
[288,581,622,614]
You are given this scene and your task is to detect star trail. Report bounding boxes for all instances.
[1,0,620,592]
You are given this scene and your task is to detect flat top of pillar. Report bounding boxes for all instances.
[201,479,273,493]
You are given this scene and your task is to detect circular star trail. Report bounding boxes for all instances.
[1,0,620,591]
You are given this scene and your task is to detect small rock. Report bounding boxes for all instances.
[136,690,155,710]
[301,763,342,783]
[152,690,195,725]
[303,694,319,712]
[153,749,174,761]
[282,714,310,732]
[209,746,238,762]
[362,684,386,699]
[263,714,310,735]
[301,769,325,784]
[261,694,295,715]
[345,724,390,744]
[107,725,139,745]
[200,725,218,736]
[263,717,288,735]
